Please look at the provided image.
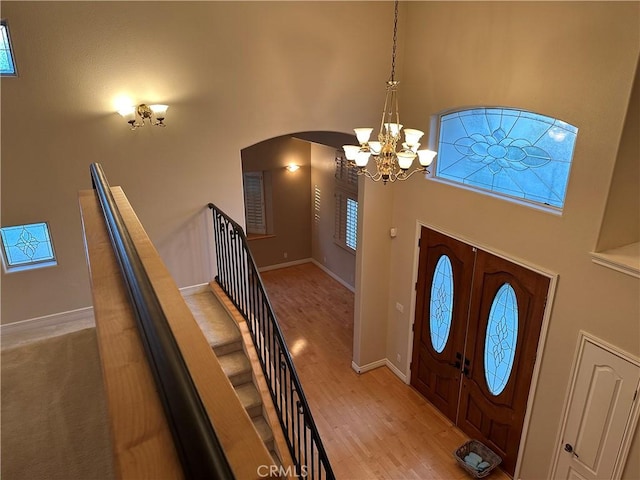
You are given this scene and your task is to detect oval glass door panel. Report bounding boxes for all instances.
[429,255,454,353]
[484,283,518,395]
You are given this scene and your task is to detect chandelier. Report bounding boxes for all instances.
[342,0,437,184]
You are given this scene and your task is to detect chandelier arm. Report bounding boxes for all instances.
[380,85,391,140]
[396,166,430,181]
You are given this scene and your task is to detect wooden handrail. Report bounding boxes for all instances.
[79,164,276,479]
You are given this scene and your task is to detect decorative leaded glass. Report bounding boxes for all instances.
[436,108,578,208]
[429,255,454,353]
[0,222,57,271]
[0,22,17,76]
[484,283,518,395]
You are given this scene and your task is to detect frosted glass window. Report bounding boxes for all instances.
[436,108,578,208]
[484,283,518,395]
[346,198,358,250]
[429,255,454,353]
[0,222,57,272]
[0,22,16,76]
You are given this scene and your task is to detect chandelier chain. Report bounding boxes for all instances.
[342,0,437,184]
[390,0,399,82]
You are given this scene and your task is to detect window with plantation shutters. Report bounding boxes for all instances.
[335,153,358,189]
[334,151,358,252]
[243,172,266,235]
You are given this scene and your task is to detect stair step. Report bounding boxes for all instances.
[184,291,243,356]
[219,350,252,386]
[235,382,263,418]
[184,289,279,459]
[269,449,282,468]
[252,416,274,451]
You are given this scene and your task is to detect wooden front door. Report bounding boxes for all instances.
[410,228,474,423]
[410,227,550,476]
[458,250,549,475]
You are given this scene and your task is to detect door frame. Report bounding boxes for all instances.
[405,220,558,480]
[548,331,640,479]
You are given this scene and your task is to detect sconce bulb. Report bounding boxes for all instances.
[150,104,168,119]
[118,106,136,121]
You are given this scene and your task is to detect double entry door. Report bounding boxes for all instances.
[410,227,549,476]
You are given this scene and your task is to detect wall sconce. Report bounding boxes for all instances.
[286,164,300,172]
[118,104,168,130]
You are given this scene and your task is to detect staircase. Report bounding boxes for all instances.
[183,288,280,464]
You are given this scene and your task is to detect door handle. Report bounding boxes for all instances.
[450,352,462,369]
[564,443,579,458]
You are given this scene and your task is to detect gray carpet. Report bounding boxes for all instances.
[1,328,115,480]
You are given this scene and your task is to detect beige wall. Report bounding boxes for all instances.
[597,59,640,251]
[356,2,639,479]
[242,137,312,268]
[0,1,393,323]
[2,1,639,478]
[310,143,356,288]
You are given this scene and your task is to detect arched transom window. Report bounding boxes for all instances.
[435,108,578,209]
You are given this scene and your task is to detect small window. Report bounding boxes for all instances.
[0,21,17,76]
[345,198,358,250]
[435,107,578,209]
[335,153,358,188]
[243,172,267,235]
[0,222,57,272]
[334,191,358,252]
[334,151,358,252]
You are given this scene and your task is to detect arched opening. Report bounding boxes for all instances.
[240,131,357,291]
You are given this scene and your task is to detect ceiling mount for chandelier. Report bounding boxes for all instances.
[343,0,437,184]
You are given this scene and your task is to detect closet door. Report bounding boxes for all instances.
[458,250,549,476]
[410,227,475,423]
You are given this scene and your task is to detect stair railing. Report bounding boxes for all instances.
[90,163,235,479]
[208,203,335,480]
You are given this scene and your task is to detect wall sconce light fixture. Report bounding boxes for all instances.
[286,164,300,172]
[118,104,169,130]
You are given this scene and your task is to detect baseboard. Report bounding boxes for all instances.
[351,358,387,374]
[310,260,355,292]
[179,283,211,296]
[258,258,312,272]
[1,282,212,348]
[1,307,96,347]
[351,358,408,383]
[385,359,408,383]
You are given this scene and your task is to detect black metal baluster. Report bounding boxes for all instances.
[207,204,335,480]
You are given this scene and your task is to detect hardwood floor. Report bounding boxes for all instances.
[261,263,511,480]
